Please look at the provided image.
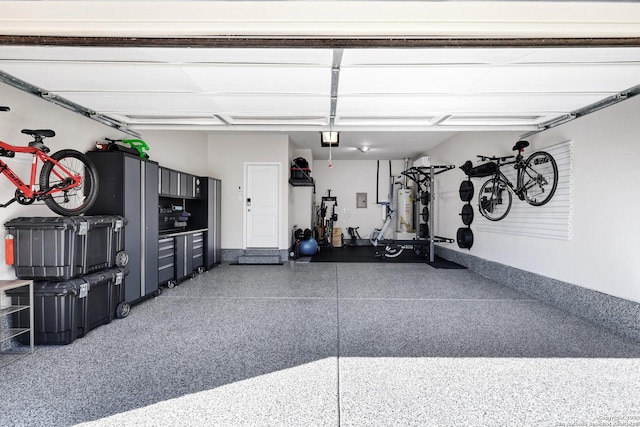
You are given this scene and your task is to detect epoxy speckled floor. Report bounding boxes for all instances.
[2,262,640,426]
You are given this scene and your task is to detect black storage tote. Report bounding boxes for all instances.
[6,267,128,345]
[5,215,127,280]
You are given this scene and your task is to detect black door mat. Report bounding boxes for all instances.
[229,262,284,266]
[309,245,466,269]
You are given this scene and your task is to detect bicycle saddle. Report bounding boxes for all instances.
[512,140,529,151]
[21,129,55,138]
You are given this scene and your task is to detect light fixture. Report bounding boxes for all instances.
[358,146,370,153]
[320,131,339,147]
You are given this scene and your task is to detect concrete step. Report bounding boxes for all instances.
[244,249,281,257]
[237,255,282,265]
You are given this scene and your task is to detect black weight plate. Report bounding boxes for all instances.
[459,180,474,202]
[456,227,474,249]
[420,223,429,238]
[420,192,430,205]
[460,204,474,226]
[421,206,429,222]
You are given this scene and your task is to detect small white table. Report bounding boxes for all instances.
[0,279,34,367]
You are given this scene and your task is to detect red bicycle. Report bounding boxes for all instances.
[0,106,98,215]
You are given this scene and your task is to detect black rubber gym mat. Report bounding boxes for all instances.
[308,245,466,269]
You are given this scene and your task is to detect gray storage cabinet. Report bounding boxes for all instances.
[206,177,222,267]
[187,177,222,269]
[158,236,175,286]
[86,151,159,304]
[157,230,205,287]
[174,231,205,281]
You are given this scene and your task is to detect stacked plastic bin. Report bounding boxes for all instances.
[4,216,129,345]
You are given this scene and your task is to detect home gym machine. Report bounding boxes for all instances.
[371,161,455,262]
[316,190,338,248]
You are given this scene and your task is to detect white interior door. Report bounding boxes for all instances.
[245,163,279,248]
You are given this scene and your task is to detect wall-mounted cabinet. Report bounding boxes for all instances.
[159,166,201,199]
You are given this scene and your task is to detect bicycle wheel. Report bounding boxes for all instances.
[39,149,99,215]
[521,151,558,206]
[478,177,512,221]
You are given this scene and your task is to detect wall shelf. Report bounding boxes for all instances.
[289,178,315,187]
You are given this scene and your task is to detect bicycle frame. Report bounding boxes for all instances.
[0,139,82,203]
[487,157,529,201]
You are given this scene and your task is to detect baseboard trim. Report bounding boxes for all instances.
[436,246,640,343]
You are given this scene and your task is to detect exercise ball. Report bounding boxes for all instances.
[299,237,319,256]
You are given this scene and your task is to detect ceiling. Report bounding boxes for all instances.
[0,2,639,160]
[1,45,640,160]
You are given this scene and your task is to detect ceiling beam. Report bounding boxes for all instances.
[2,1,640,40]
[522,83,640,138]
[329,49,343,128]
[0,69,139,137]
[2,36,640,49]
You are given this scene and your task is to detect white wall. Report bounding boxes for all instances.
[207,132,290,250]
[312,159,407,241]
[428,95,640,303]
[0,83,133,280]
[135,130,209,177]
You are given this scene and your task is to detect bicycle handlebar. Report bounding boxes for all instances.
[0,106,9,112]
[477,154,515,162]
